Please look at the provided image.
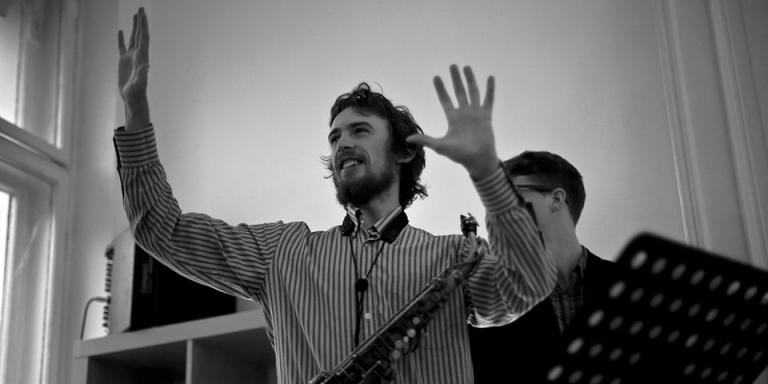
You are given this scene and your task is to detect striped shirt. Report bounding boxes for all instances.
[550,246,589,332]
[114,125,557,384]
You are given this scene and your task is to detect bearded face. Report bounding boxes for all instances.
[332,149,398,206]
[328,108,400,207]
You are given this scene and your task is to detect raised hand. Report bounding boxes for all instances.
[117,7,151,131]
[407,65,499,180]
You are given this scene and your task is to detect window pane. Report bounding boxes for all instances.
[18,0,62,145]
[0,1,63,146]
[0,190,8,314]
[0,5,22,124]
[0,162,53,384]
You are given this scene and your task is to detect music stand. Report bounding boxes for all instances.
[544,233,768,384]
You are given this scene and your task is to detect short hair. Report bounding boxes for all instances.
[327,82,427,207]
[504,151,586,224]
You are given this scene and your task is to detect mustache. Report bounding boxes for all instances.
[335,148,365,170]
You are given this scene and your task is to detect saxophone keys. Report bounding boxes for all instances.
[381,366,396,382]
[394,339,404,349]
[308,372,328,384]
[407,328,417,338]
[390,349,402,361]
[412,316,421,325]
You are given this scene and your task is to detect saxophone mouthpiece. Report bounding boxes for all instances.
[460,213,478,237]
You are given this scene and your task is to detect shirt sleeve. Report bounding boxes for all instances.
[113,125,300,301]
[466,165,557,327]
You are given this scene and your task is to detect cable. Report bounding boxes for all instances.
[80,296,109,340]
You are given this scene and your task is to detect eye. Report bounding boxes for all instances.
[354,127,368,135]
[328,134,339,144]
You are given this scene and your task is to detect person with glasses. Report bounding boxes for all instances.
[468,150,616,383]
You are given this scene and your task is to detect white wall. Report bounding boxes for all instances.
[64,0,767,383]
[123,0,687,254]
[62,0,122,382]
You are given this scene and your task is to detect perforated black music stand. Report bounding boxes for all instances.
[544,233,768,384]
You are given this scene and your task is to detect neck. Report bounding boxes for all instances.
[356,181,401,226]
[542,222,582,288]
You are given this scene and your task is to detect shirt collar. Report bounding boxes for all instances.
[340,205,408,243]
[553,246,589,294]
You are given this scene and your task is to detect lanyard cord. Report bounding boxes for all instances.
[349,236,386,347]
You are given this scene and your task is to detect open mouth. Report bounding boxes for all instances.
[337,154,365,174]
[341,159,360,170]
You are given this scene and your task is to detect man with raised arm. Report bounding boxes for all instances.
[115,8,556,383]
[469,151,615,383]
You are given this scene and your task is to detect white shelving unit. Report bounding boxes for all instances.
[72,310,276,384]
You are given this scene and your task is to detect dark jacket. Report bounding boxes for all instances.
[468,250,614,383]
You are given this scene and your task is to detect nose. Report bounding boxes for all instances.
[335,132,355,150]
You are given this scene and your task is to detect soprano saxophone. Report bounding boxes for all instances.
[309,214,482,384]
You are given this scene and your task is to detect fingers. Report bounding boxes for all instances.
[135,10,143,50]
[406,133,439,151]
[129,13,137,49]
[124,8,150,62]
[450,64,469,107]
[139,7,149,56]
[435,64,490,111]
[463,66,480,106]
[483,76,495,111]
[118,30,126,54]
[128,8,148,49]
[433,76,455,114]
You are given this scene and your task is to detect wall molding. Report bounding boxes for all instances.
[653,0,704,248]
[653,0,768,269]
[709,0,768,269]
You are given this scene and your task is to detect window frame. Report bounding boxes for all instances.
[0,0,78,382]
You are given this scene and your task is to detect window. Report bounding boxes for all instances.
[0,0,76,383]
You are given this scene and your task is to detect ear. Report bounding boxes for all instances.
[550,188,568,213]
[395,148,417,165]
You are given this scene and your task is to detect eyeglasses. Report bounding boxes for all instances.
[514,184,557,193]
[515,184,570,205]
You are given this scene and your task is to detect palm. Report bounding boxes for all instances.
[119,50,145,99]
[440,101,494,164]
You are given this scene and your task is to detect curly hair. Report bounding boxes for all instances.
[504,151,586,224]
[325,82,427,207]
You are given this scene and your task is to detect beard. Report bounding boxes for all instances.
[333,161,397,207]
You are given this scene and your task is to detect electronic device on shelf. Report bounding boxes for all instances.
[105,229,236,334]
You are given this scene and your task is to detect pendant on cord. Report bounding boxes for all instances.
[355,278,368,293]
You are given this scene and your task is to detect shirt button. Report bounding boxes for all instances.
[364,312,372,320]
